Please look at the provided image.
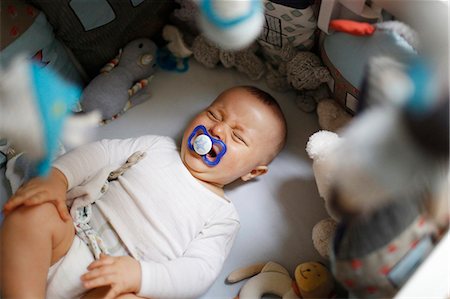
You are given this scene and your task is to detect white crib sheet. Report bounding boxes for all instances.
[93,60,329,298]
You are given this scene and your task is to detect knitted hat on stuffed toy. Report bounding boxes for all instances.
[286,52,331,91]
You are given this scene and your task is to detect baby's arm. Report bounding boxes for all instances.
[2,139,109,218]
[81,205,239,299]
[138,210,240,299]
[54,135,162,191]
[3,136,161,218]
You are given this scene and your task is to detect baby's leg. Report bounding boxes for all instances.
[0,202,75,298]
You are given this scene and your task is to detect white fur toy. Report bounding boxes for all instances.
[194,0,264,50]
[0,56,100,177]
[305,56,448,297]
[306,130,342,258]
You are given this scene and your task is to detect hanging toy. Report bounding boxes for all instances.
[0,56,100,177]
[188,125,227,166]
[195,0,264,50]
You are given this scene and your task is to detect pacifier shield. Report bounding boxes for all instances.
[187,125,227,166]
[193,134,212,155]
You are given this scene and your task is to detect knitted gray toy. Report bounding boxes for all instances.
[80,38,158,121]
[286,51,332,112]
[287,52,331,90]
[192,34,332,108]
[192,35,265,81]
[262,45,333,112]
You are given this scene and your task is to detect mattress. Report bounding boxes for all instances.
[94,60,329,298]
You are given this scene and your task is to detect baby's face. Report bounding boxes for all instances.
[181,87,282,187]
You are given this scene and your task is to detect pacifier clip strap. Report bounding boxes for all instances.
[73,151,146,259]
[108,151,147,181]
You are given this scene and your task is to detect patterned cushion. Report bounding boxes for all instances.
[0,1,83,85]
[29,0,176,77]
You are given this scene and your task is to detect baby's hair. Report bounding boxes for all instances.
[240,85,288,158]
[240,85,279,107]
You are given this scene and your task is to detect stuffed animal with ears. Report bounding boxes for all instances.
[283,49,350,132]
[191,35,266,80]
[0,56,100,177]
[190,33,333,93]
[80,38,158,122]
[227,261,335,299]
[306,55,449,298]
[305,130,342,258]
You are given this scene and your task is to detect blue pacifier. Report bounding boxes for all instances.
[188,125,227,166]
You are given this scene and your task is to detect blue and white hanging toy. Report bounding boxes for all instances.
[0,56,100,177]
[194,0,264,50]
[188,125,227,166]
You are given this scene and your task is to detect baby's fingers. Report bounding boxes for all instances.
[14,183,42,198]
[87,255,114,270]
[23,191,51,206]
[3,196,23,213]
[82,271,115,289]
[3,190,41,213]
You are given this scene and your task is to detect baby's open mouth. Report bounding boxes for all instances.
[207,144,219,158]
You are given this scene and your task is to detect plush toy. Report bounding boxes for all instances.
[172,0,264,50]
[80,38,158,121]
[0,56,100,177]
[306,55,449,297]
[193,0,264,50]
[191,34,332,91]
[227,261,335,299]
[192,35,265,80]
[306,130,342,258]
[186,0,350,132]
[191,1,329,75]
[158,25,193,73]
[319,19,420,114]
[257,0,334,114]
[285,51,332,112]
[267,49,330,94]
[162,25,193,59]
[172,0,200,37]
[316,99,352,132]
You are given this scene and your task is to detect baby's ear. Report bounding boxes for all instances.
[241,166,268,181]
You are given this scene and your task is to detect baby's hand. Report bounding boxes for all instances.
[2,168,70,220]
[81,254,142,299]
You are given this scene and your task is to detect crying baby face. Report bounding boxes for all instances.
[180,86,286,187]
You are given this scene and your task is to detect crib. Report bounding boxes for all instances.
[0,0,448,298]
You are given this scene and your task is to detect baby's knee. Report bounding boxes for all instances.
[2,202,63,231]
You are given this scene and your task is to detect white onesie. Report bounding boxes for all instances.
[51,135,240,299]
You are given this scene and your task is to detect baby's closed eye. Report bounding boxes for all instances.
[232,131,247,145]
[207,110,219,120]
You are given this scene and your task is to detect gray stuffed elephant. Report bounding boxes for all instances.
[80,38,158,121]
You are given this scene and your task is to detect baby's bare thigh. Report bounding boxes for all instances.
[5,202,75,265]
[47,203,75,265]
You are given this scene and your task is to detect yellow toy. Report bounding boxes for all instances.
[227,261,335,299]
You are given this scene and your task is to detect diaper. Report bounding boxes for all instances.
[47,235,95,299]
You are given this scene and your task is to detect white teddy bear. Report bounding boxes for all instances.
[305,130,342,258]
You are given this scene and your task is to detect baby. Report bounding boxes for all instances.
[0,85,287,299]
